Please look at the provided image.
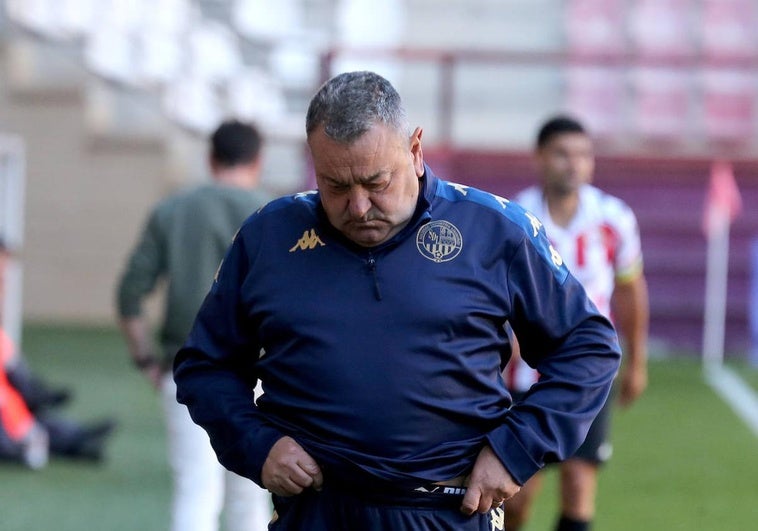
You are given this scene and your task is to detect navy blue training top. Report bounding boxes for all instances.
[174,166,621,489]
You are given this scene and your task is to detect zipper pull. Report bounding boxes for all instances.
[367,256,383,301]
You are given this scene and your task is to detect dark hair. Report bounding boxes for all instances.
[210,120,262,167]
[536,115,586,148]
[305,71,409,143]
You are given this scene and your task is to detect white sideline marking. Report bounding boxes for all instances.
[704,365,758,438]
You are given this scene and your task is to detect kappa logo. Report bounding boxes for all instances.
[416,220,463,263]
[524,211,543,237]
[289,229,325,252]
[448,182,470,196]
[491,193,509,209]
[490,506,505,530]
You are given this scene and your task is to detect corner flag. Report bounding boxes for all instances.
[702,160,742,238]
[700,162,758,438]
[701,160,742,368]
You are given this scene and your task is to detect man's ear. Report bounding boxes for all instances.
[410,127,424,177]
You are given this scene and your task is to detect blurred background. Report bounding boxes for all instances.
[0,1,757,529]
[1,0,757,359]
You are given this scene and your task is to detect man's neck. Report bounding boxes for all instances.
[214,166,258,189]
[544,189,579,228]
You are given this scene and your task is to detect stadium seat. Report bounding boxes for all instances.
[627,0,694,57]
[186,20,242,84]
[226,67,287,129]
[701,69,756,142]
[331,0,405,82]
[700,0,757,59]
[564,66,625,141]
[630,67,691,141]
[5,0,95,41]
[162,74,222,135]
[231,0,302,43]
[564,0,626,55]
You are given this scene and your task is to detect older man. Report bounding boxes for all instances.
[174,72,621,531]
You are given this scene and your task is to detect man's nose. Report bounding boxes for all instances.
[568,153,588,170]
[347,187,372,219]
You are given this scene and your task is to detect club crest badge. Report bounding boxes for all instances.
[416,220,463,262]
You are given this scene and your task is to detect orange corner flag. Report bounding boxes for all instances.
[702,160,742,238]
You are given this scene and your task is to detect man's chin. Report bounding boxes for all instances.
[345,227,388,247]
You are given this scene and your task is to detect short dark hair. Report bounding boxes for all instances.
[536,115,586,149]
[305,71,409,143]
[210,120,262,167]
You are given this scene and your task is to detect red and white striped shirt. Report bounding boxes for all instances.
[505,184,642,392]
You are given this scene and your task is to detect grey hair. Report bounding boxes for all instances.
[305,71,410,143]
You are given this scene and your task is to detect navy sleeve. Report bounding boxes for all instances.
[173,227,283,487]
[487,236,621,485]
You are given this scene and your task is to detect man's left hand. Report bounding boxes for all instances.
[460,444,521,515]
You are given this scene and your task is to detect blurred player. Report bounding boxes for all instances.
[504,116,649,531]
[116,120,272,531]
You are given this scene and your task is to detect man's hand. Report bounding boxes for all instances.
[618,363,647,408]
[262,436,324,497]
[142,363,163,390]
[461,444,521,515]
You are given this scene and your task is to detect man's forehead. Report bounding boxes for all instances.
[312,132,405,178]
[317,165,389,184]
[544,133,591,149]
[311,122,406,148]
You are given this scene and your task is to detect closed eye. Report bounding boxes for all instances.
[365,177,391,192]
[328,182,350,193]
[321,173,392,194]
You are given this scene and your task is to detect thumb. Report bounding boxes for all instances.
[298,459,324,491]
[309,465,324,491]
[460,486,480,515]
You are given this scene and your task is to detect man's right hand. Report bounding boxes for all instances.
[142,363,163,390]
[262,436,324,496]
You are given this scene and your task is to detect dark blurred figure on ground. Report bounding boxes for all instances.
[116,119,273,531]
[0,237,116,469]
[503,115,649,531]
